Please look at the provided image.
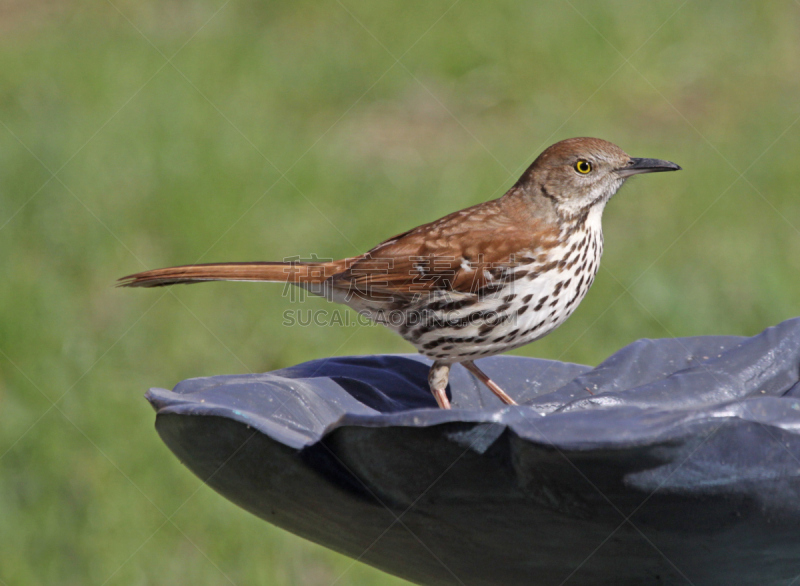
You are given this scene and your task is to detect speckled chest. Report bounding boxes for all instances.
[407,215,605,362]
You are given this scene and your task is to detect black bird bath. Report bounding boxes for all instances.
[147,318,800,585]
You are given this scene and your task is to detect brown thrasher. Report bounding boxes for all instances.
[120,137,680,409]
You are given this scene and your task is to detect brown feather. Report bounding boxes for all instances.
[117,261,346,288]
[330,192,561,298]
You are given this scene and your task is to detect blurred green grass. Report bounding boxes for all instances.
[1,0,799,583]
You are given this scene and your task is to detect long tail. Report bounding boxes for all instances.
[117,261,344,288]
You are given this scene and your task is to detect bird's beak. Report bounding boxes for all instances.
[616,158,682,178]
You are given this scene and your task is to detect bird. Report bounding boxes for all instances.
[119,137,680,409]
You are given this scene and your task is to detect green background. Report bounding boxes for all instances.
[1,1,799,583]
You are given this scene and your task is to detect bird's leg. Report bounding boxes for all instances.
[461,360,518,406]
[428,361,452,409]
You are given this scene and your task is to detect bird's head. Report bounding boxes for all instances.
[517,137,681,218]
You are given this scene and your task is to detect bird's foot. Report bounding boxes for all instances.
[428,362,452,409]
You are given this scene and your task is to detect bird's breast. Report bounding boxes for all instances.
[387,223,605,362]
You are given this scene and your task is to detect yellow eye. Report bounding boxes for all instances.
[575,160,592,174]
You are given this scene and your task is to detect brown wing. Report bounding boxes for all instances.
[330,198,559,300]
